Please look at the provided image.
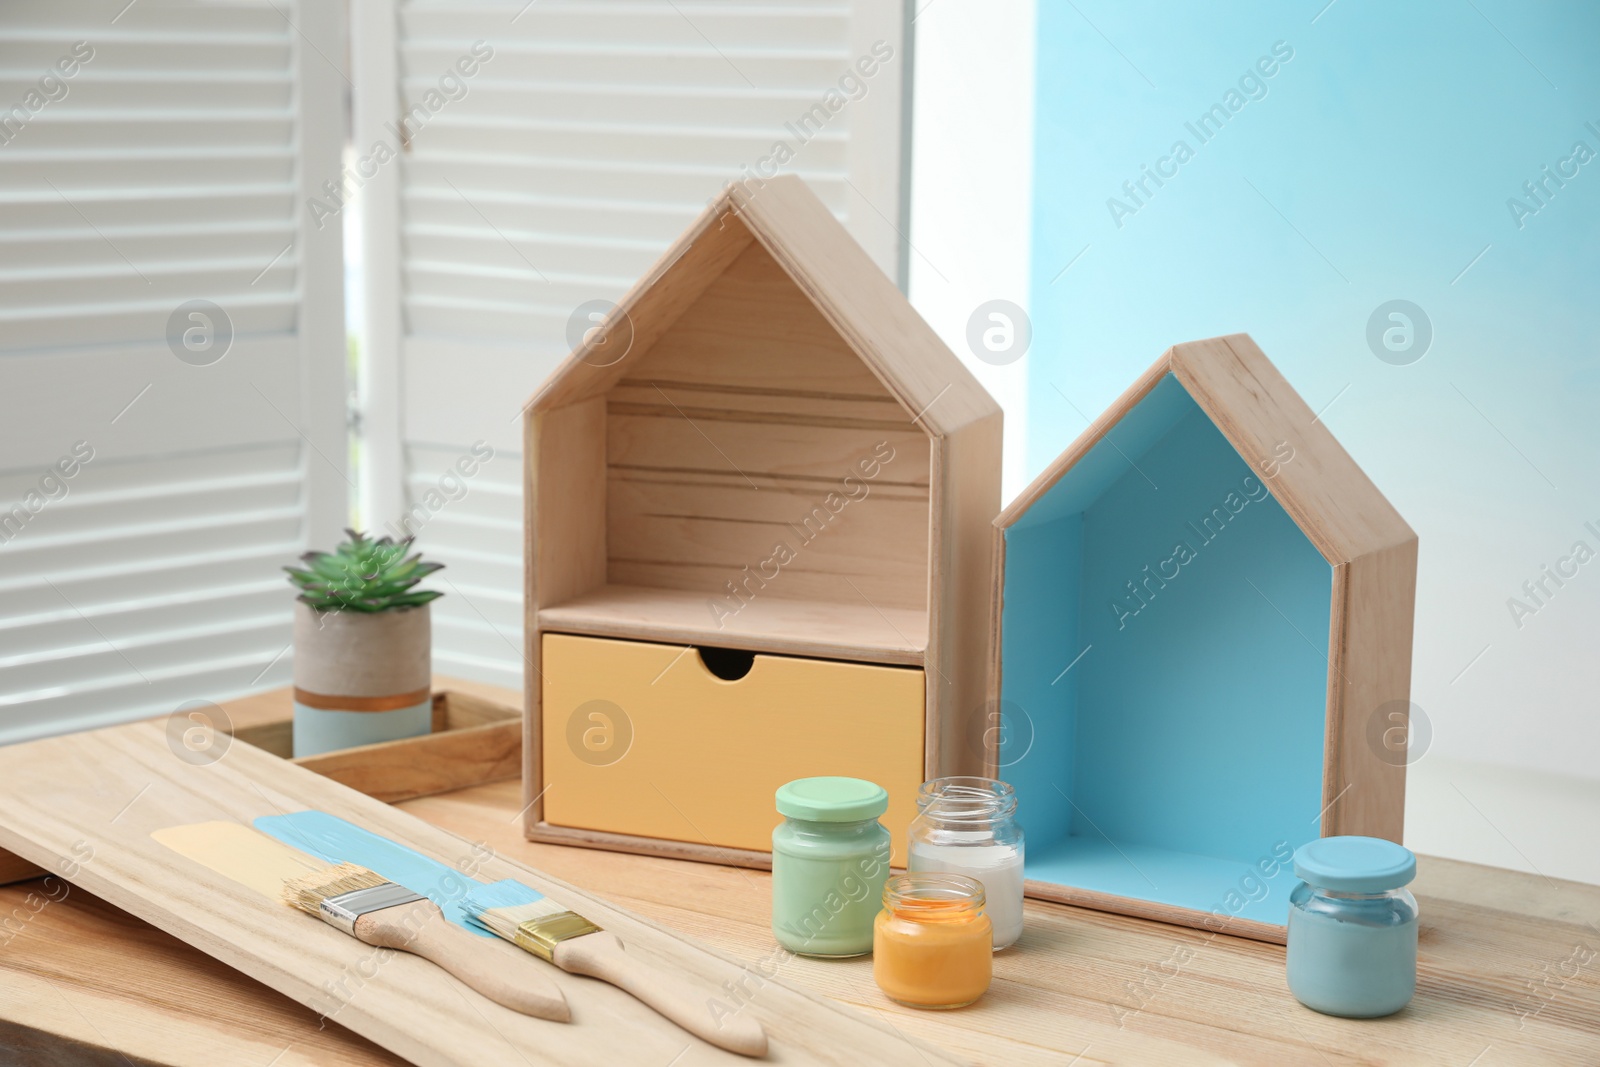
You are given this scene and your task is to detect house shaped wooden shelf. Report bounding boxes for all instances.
[989,335,1416,942]
[523,176,1001,866]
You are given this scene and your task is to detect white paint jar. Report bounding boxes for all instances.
[907,777,1026,950]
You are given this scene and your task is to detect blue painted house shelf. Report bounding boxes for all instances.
[989,335,1416,943]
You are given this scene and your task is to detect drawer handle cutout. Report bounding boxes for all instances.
[697,646,755,681]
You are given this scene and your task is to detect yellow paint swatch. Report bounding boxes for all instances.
[152,821,324,900]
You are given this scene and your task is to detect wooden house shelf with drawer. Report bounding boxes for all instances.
[522,175,1002,867]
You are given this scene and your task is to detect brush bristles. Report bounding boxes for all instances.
[465,896,566,941]
[281,862,388,914]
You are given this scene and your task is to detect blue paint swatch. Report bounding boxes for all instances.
[255,810,495,937]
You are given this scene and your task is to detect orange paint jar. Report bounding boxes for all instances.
[872,873,993,1009]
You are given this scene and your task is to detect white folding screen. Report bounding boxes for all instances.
[0,0,347,741]
[354,0,912,690]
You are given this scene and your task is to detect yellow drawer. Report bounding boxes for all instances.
[540,633,925,860]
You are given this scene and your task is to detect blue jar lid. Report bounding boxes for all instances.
[776,777,888,822]
[1294,836,1416,892]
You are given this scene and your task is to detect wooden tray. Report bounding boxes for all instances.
[0,721,958,1067]
[233,689,521,804]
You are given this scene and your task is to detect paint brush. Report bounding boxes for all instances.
[283,862,570,1022]
[463,879,768,1058]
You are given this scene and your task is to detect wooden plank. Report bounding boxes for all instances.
[524,178,1001,443]
[607,415,929,488]
[0,722,960,1067]
[2,682,521,881]
[453,780,1600,1067]
[523,408,545,836]
[1020,879,1288,945]
[729,177,1001,437]
[537,584,927,665]
[529,396,607,611]
[0,896,406,1066]
[995,355,1173,529]
[924,414,1002,779]
[981,523,1008,781]
[525,209,756,412]
[616,238,894,400]
[608,382,906,425]
[7,749,1600,1066]
[1322,538,1418,842]
[1173,335,1415,563]
[0,851,43,887]
[605,463,931,611]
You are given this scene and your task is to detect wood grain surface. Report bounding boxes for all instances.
[0,721,958,1067]
[2,686,1596,1066]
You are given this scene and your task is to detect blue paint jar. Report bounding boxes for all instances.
[1286,836,1418,1018]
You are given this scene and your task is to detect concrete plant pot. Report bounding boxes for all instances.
[291,600,432,758]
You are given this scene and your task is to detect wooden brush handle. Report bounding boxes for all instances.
[555,931,768,1058]
[354,900,570,1022]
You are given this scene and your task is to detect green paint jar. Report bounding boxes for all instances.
[771,777,892,958]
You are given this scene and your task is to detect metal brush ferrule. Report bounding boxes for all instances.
[319,882,425,936]
[512,911,601,961]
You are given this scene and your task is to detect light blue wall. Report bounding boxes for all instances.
[1029,1,1600,780]
[998,376,1330,925]
[1073,400,1329,859]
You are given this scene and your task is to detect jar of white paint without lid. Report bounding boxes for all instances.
[906,777,1025,950]
[1287,835,1418,1018]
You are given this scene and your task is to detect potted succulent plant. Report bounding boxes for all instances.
[284,530,444,758]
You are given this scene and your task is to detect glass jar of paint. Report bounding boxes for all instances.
[907,776,1024,949]
[1286,836,1418,1018]
[771,776,892,958]
[873,873,993,1009]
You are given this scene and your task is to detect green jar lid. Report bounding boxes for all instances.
[775,777,888,822]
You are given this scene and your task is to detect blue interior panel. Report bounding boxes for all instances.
[1001,374,1332,928]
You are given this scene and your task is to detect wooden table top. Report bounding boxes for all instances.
[2,683,1597,1066]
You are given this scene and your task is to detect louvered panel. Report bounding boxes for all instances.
[401,3,851,46]
[0,650,294,741]
[0,502,302,592]
[0,186,294,225]
[0,0,346,741]
[0,2,298,355]
[401,154,849,207]
[0,73,291,110]
[4,220,297,271]
[403,192,691,243]
[417,118,847,170]
[396,0,860,345]
[404,230,657,281]
[12,113,293,151]
[0,0,286,33]
[411,82,839,126]
[430,629,523,693]
[0,38,291,73]
[0,614,287,697]
[400,443,522,682]
[0,584,289,664]
[0,546,301,625]
[0,442,305,743]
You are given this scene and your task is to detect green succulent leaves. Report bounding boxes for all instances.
[285,528,444,613]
